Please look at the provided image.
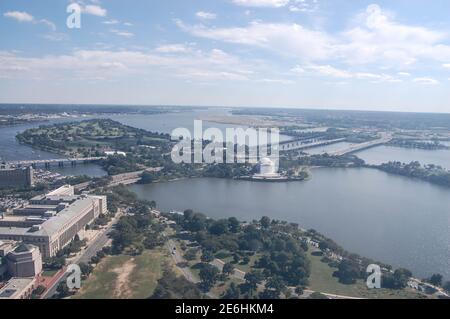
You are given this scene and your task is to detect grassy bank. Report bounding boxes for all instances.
[74,248,168,299]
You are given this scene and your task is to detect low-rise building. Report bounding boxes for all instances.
[0,277,36,299]
[6,243,42,278]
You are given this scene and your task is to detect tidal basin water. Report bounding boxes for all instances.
[130,168,450,280]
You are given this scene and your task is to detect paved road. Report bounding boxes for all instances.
[165,237,219,298]
[166,238,199,284]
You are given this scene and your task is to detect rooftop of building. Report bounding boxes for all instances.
[46,185,74,196]
[0,239,18,251]
[0,196,96,237]
[0,277,35,299]
[30,195,79,203]
[0,164,32,171]
[13,243,35,253]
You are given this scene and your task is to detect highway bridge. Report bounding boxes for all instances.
[5,156,107,167]
[328,136,392,156]
[279,138,346,152]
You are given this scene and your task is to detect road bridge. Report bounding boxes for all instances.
[5,156,107,167]
[328,136,392,156]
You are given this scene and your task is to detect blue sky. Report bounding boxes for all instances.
[1,0,450,112]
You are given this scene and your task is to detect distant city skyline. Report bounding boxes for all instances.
[1,0,450,113]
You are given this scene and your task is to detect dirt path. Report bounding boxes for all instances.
[113,258,136,298]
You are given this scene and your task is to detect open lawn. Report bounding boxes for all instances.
[307,248,427,299]
[74,248,168,299]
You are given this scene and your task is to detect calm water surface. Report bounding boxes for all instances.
[357,145,450,170]
[129,168,450,280]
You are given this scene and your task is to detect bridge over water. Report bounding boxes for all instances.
[5,156,107,168]
[328,136,392,156]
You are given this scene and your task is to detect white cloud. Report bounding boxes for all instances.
[40,19,56,31]
[257,78,295,84]
[293,64,401,83]
[4,11,56,30]
[232,0,289,8]
[110,29,134,37]
[178,4,450,71]
[413,77,439,85]
[4,11,34,22]
[41,33,68,42]
[155,44,192,53]
[176,20,333,61]
[306,64,352,78]
[0,48,256,83]
[340,4,450,67]
[289,0,319,13]
[103,19,119,25]
[443,64,450,69]
[83,5,107,17]
[196,11,217,20]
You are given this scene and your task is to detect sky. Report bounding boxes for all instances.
[0,0,450,113]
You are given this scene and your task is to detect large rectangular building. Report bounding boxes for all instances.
[0,165,34,189]
[0,186,107,258]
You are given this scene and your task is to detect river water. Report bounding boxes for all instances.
[356,145,450,170]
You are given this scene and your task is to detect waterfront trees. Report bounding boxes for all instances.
[199,263,220,291]
[426,274,443,287]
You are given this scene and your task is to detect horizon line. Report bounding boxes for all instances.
[1,102,450,116]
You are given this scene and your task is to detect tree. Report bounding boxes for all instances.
[260,276,286,299]
[209,219,229,235]
[223,282,240,299]
[427,274,443,287]
[31,285,46,299]
[184,249,198,261]
[183,209,194,220]
[144,232,163,249]
[228,217,240,233]
[199,264,219,290]
[382,268,412,289]
[44,256,66,270]
[333,259,360,284]
[201,250,214,263]
[242,256,250,265]
[152,269,202,299]
[56,282,71,298]
[244,271,264,290]
[222,262,234,275]
[185,213,207,232]
[260,216,271,229]
[295,286,304,296]
[139,171,156,184]
[79,262,93,277]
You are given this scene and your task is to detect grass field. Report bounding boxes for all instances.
[75,248,168,299]
[42,268,59,277]
[307,248,427,299]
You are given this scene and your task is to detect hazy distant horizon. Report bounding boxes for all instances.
[2,102,450,115]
